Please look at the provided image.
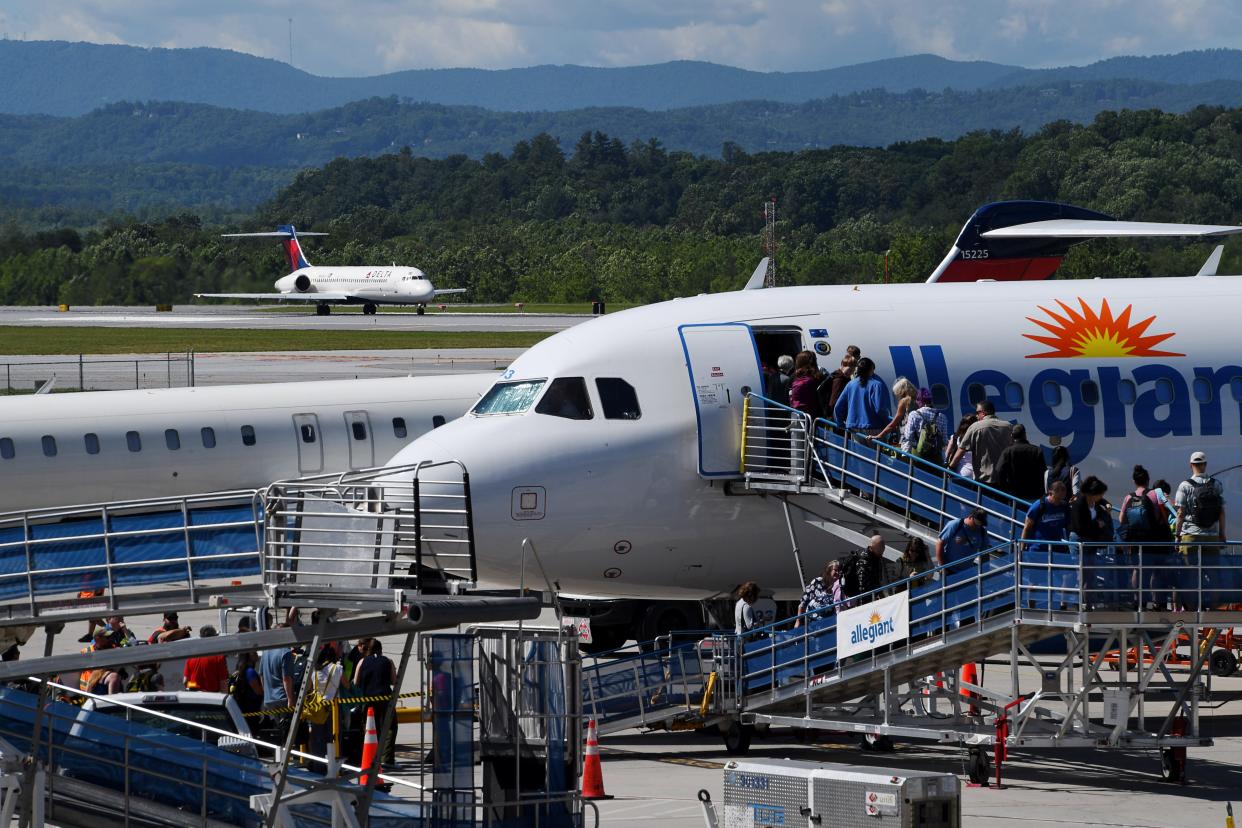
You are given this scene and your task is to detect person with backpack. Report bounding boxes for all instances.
[229,651,264,716]
[899,387,949,465]
[1174,451,1227,610]
[1043,446,1081,499]
[1119,465,1175,610]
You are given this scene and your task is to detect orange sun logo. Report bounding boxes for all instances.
[868,612,882,625]
[1023,298,1183,359]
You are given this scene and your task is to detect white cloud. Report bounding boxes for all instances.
[4,0,1242,76]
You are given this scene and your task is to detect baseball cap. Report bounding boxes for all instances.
[1190,451,1207,464]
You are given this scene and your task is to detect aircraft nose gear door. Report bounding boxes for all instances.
[678,323,764,478]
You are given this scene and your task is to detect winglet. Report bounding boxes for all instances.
[743,258,771,290]
[1196,244,1225,277]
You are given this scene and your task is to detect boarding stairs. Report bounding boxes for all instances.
[583,396,1241,779]
[0,461,477,635]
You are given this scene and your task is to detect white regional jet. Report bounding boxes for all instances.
[0,373,494,512]
[196,225,466,316]
[385,202,1242,622]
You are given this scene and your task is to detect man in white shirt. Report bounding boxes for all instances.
[1174,451,1227,610]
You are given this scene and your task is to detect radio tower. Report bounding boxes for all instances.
[762,198,778,288]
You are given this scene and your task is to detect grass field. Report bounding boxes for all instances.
[0,327,550,355]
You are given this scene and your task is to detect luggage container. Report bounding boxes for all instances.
[717,758,959,828]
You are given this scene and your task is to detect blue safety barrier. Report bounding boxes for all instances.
[0,501,261,601]
[581,640,711,727]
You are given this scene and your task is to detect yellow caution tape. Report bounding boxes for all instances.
[243,689,423,718]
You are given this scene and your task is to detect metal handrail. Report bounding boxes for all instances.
[741,393,1031,540]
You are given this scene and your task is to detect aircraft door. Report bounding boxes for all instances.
[678,323,764,478]
[344,410,374,469]
[292,413,324,474]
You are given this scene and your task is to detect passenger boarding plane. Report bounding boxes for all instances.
[195,225,466,316]
[0,374,494,511]
[386,201,1242,609]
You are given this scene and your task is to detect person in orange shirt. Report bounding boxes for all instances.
[183,625,229,692]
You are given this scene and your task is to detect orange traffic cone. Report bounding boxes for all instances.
[581,718,612,800]
[960,663,979,715]
[360,706,381,785]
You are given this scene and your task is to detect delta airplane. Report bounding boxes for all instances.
[0,373,494,512]
[195,226,466,316]
[385,201,1242,612]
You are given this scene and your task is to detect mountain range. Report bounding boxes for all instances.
[7,40,1242,116]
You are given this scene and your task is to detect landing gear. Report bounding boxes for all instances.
[315,304,331,316]
[637,604,692,652]
[862,734,895,752]
[580,626,628,655]
[362,303,378,316]
[416,305,426,316]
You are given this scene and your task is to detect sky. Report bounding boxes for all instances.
[2,0,1240,77]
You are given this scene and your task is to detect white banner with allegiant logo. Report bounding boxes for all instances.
[836,591,910,658]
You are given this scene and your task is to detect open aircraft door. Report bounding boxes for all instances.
[678,323,764,478]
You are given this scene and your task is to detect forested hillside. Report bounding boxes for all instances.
[9,79,1242,224]
[3,106,1242,306]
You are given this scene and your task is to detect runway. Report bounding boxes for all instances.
[0,304,587,332]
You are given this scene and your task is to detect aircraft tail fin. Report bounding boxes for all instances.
[221,225,328,274]
[927,201,1115,283]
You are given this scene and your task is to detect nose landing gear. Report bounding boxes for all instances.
[362,303,378,315]
[315,303,331,316]
[416,305,426,316]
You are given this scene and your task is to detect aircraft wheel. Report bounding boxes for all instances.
[363,303,378,316]
[416,305,426,316]
[316,304,331,316]
[1210,649,1237,677]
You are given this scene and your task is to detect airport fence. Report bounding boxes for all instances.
[0,351,195,393]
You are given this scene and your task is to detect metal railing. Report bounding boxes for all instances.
[580,633,728,734]
[0,491,262,621]
[730,538,1242,710]
[259,461,477,606]
[0,352,195,394]
[741,393,1031,541]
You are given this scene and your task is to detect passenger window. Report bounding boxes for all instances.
[126,431,142,452]
[1081,380,1100,406]
[432,415,446,428]
[966,383,987,406]
[1153,378,1175,405]
[300,424,316,443]
[351,421,367,441]
[931,384,951,409]
[1192,377,1214,404]
[535,377,593,420]
[392,417,407,438]
[1004,382,1024,408]
[0,438,11,460]
[595,378,641,420]
[1117,380,1137,405]
[165,429,180,450]
[241,425,256,446]
[41,435,57,457]
[84,433,100,455]
[201,427,216,449]
[1041,381,1062,407]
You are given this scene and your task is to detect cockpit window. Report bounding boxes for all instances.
[473,380,546,416]
[535,377,594,420]
[596,378,641,420]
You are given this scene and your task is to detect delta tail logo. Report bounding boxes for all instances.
[1023,298,1184,359]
